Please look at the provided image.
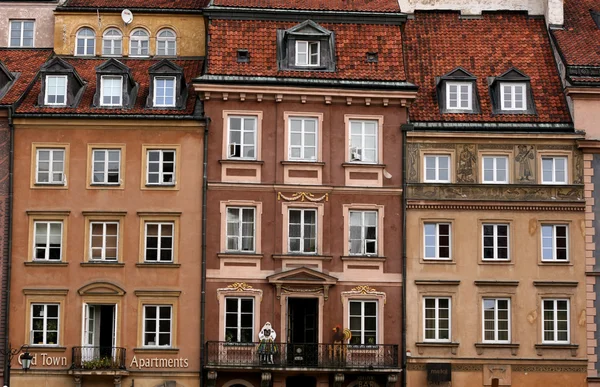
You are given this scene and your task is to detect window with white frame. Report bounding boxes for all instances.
[92,149,121,184]
[295,41,319,66]
[225,297,254,343]
[446,82,472,110]
[9,20,34,47]
[500,83,526,111]
[423,297,450,342]
[482,156,508,183]
[424,155,450,182]
[130,29,149,56]
[227,116,257,159]
[424,223,451,260]
[45,75,67,106]
[226,207,255,252]
[144,222,174,262]
[146,149,175,185]
[33,221,62,261]
[349,120,378,163]
[76,28,95,56]
[36,148,65,184]
[143,305,172,347]
[541,157,567,184]
[349,300,377,345]
[288,208,317,254]
[542,299,569,343]
[157,29,177,56]
[102,28,122,56]
[482,224,509,260]
[541,224,568,261]
[101,76,122,106]
[89,221,118,261]
[153,77,176,107]
[31,304,59,345]
[288,117,317,161]
[349,210,377,256]
[482,298,510,343]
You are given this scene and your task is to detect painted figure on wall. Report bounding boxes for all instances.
[516,145,534,181]
[457,145,476,182]
[258,322,277,364]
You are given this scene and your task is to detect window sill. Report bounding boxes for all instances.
[415,342,459,355]
[538,261,572,266]
[136,263,181,268]
[421,259,455,265]
[219,159,264,165]
[534,343,578,357]
[27,345,67,352]
[281,160,325,166]
[133,347,179,354]
[80,262,124,267]
[88,184,123,190]
[33,183,67,189]
[218,253,263,259]
[341,163,385,169]
[25,261,68,267]
[479,260,513,265]
[341,256,386,262]
[272,254,333,260]
[474,343,519,355]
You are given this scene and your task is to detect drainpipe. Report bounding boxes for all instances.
[3,106,15,387]
[400,123,413,387]
[199,115,210,385]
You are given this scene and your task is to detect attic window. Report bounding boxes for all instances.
[45,75,67,106]
[436,67,480,114]
[366,52,378,63]
[446,82,472,110]
[296,41,319,66]
[277,20,335,72]
[237,49,249,63]
[488,68,535,115]
[146,59,187,110]
[500,83,526,110]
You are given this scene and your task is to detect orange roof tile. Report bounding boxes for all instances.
[212,0,400,12]
[553,0,600,67]
[63,0,208,10]
[0,49,53,106]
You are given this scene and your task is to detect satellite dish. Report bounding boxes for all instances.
[121,9,133,25]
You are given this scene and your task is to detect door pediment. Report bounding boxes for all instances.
[78,281,126,296]
[267,266,337,286]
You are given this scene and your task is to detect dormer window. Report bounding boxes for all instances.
[154,77,175,107]
[277,20,335,72]
[76,28,95,56]
[0,61,17,101]
[446,82,472,110]
[500,82,526,111]
[489,68,535,115]
[45,75,67,106]
[146,59,186,109]
[436,67,480,114]
[101,76,123,106]
[296,41,319,66]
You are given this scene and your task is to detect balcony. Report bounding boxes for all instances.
[205,342,399,371]
[71,346,127,371]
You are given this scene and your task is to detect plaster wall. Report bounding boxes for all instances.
[53,12,206,57]
[572,97,600,140]
[407,369,586,387]
[0,2,58,48]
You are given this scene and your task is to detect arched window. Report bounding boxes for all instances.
[157,29,177,56]
[130,29,149,57]
[76,28,95,56]
[102,28,122,56]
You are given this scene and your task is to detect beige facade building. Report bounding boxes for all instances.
[0,0,60,48]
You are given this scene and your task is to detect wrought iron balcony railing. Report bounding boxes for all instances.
[205,341,399,369]
[71,346,127,370]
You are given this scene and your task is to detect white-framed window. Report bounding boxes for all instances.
[45,75,67,106]
[130,29,149,57]
[501,83,526,111]
[144,222,174,262]
[482,156,508,183]
[100,76,123,106]
[76,27,95,56]
[288,117,317,161]
[146,149,176,185]
[295,41,319,66]
[89,221,118,261]
[541,157,567,184]
[33,221,62,261]
[102,28,122,56]
[349,120,378,163]
[541,224,568,261]
[288,208,317,254]
[227,116,257,160]
[349,300,377,345]
[446,82,472,110]
[542,299,569,343]
[36,148,65,184]
[423,297,451,342]
[226,207,255,252]
[143,305,172,347]
[349,210,377,256]
[157,29,177,56]
[153,77,176,107]
[31,304,59,345]
[92,149,121,184]
[225,297,254,343]
[9,20,34,47]
[482,298,510,343]
[424,223,451,260]
[482,224,509,260]
[424,155,450,182]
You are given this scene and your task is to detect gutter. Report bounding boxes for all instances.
[199,116,210,386]
[411,121,574,132]
[11,113,200,120]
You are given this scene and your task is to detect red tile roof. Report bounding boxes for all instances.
[404,12,571,123]
[206,19,406,81]
[62,0,208,10]
[212,0,400,12]
[553,0,600,67]
[0,49,53,106]
[16,58,203,115]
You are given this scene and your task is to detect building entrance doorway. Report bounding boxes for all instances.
[82,304,116,361]
[287,298,318,366]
